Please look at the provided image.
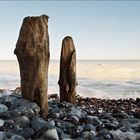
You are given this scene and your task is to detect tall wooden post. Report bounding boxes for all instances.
[58,36,77,104]
[14,15,50,118]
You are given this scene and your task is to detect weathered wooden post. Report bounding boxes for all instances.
[58,36,77,104]
[14,15,50,118]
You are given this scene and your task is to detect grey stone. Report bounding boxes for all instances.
[70,116,79,124]
[87,116,102,126]
[83,124,95,132]
[0,131,5,140]
[111,129,139,140]
[14,116,30,128]
[0,104,8,113]
[128,118,140,124]
[68,107,85,118]
[81,130,95,140]
[10,134,25,140]
[2,95,18,108]
[31,116,54,132]
[17,127,34,139]
[130,123,140,131]
[0,119,4,127]
[42,128,59,140]
[104,123,118,130]
[119,126,134,132]
[14,100,40,117]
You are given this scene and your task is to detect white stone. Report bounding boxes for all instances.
[43,128,59,140]
[0,119,4,126]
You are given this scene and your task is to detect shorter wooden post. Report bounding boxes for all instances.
[58,36,77,104]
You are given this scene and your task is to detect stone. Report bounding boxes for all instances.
[131,123,140,131]
[0,111,11,119]
[58,36,77,104]
[0,104,8,113]
[104,123,118,130]
[17,127,34,139]
[56,126,64,139]
[128,118,140,124]
[113,113,129,119]
[0,131,5,140]
[68,107,85,118]
[96,129,109,138]
[2,95,18,107]
[10,135,25,140]
[101,113,113,120]
[83,124,95,132]
[69,116,79,124]
[31,116,54,132]
[42,128,59,140]
[81,130,95,140]
[87,116,102,126]
[13,101,40,117]
[56,120,75,134]
[14,15,50,118]
[0,119,4,127]
[49,108,62,118]
[14,116,30,128]
[119,126,134,132]
[3,120,18,133]
[111,129,138,140]
[69,125,81,138]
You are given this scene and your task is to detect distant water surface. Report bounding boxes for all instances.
[0,60,140,99]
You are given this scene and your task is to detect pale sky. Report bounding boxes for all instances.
[0,1,140,60]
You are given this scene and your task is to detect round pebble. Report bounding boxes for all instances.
[0,104,8,113]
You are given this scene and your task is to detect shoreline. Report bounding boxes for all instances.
[0,88,140,139]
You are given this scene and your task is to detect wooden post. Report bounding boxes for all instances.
[14,15,50,118]
[58,36,77,104]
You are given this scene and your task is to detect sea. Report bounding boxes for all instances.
[0,60,140,99]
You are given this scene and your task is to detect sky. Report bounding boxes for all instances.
[0,1,140,60]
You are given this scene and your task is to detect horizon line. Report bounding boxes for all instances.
[0,59,140,61]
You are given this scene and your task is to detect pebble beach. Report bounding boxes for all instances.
[0,88,139,140]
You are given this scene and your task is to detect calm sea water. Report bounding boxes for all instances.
[0,60,140,99]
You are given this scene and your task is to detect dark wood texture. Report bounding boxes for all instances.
[14,15,50,118]
[58,36,77,104]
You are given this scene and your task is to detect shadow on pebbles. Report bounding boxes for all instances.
[0,89,140,140]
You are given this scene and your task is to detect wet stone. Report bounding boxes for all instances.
[42,128,59,140]
[14,116,30,128]
[13,101,40,117]
[83,124,95,132]
[113,113,129,119]
[130,123,140,131]
[0,119,4,127]
[0,104,8,113]
[10,134,25,140]
[87,116,102,126]
[0,92,140,139]
[31,116,54,132]
[17,127,34,139]
[2,95,19,108]
[81,131,95,140]
[104,123,118,130]
[119,126,134,132]
[55,126,64,139]
[69,125,81,138]
[69,115,79,124]
[68,107,85,118]
[3,120,18,133]
[0,131,5,140]
[0,111,11,119]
